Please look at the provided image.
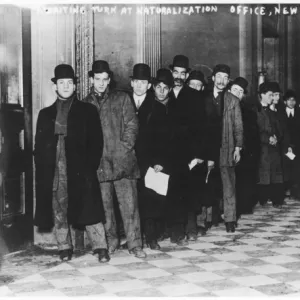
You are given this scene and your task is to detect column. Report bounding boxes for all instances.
[74,4,94,100]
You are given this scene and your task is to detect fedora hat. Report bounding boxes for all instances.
[231,77,248,93]
[212,64,230,76]
[169,55,191,71]
[51,64,78,83]
[88,60,112,77]
[153,68,173,88]
[130,63,151,81]
[187,70,206,85]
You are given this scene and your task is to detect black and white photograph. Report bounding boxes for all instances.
[1,0,300,297]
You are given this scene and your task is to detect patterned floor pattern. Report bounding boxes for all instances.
[1,199,300,297]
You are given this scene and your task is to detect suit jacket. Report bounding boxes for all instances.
[34,97,105,229]
[204,90,243,166]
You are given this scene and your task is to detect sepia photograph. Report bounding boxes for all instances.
[1,0,300,297]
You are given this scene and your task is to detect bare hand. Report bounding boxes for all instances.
[233,148,241,164]
[153,165,163,173]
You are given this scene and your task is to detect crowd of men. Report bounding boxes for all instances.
[33,54,300,263]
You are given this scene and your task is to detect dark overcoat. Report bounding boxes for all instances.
[165,86,206,222]
[255,104,285,185]
[129,90,170,219]
[34,98,105,229]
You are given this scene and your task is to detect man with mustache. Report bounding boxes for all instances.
[167,55,206,245]
[203,64,243,233]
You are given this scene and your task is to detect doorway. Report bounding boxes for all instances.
[0,6,33,253]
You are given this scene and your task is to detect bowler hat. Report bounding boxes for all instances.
[269,81,281,93]
[153,68,173,87]
[88,60,112,77]
[187,70,206,85]
[258,81,278,94]
[169,55,191,71]
[51,64,78,83]
[284,89,297,101]
[212,64,230,76]
[130,63,151,81]
[231,77,248,94]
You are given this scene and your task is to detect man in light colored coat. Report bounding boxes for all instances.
[83,60,146,258]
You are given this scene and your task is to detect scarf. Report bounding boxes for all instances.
[55,93,75,136]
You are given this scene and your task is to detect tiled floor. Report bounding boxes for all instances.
[1,198,300,297]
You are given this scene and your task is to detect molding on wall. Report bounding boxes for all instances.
[75,4,94,100]
[144,5,161,76]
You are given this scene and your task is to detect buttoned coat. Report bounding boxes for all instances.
[83,88,140,182]
[255,104,285,185]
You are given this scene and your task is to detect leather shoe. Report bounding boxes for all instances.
[197,226,207,236]
[170,238,188,246]
[93,248,110,263]
[225,222,235,233]
[147,240,161,250]
[187,233,197,241]
[59,249,73,261]
[129,247,147,258]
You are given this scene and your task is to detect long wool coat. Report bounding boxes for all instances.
[256,104,285,185]
[34,98,105,229]
[83,88,140,182]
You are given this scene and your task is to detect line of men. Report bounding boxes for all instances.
[33,54,300,264]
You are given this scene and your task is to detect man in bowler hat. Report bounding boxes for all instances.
[167,55,206,244]
[129,65,170,250]
[83,60,146,258]
[186,70,206,92]
[203,64,243,233]
[34,64,109,262]
[229,77,260,217]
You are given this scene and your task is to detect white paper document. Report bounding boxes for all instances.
[145,167,170,196]
[286,152,296,160]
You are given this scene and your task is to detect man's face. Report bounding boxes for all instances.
[285,97,296,109]
[212,72,229,91]
[131,79,151,96]
[91,72,110,94]
[273,92,280,105]
[172,66,189,87]
[230,84,244,100]
[55,78,75,99]
[188,79,203,91]
[154,82,171,101]
[261,91,274,105]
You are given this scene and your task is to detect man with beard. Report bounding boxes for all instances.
[34,64,109,262]
[204,64,243,233]
[229,77,260,217]
[83,60,146,258]
[167,55,206,244]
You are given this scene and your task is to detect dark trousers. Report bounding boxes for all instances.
[143,218,164,243]
[186,211,197,235]
[236,166,257,215]
[257,183,285,205]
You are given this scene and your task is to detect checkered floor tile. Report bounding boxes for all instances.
[1,199,300,297]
